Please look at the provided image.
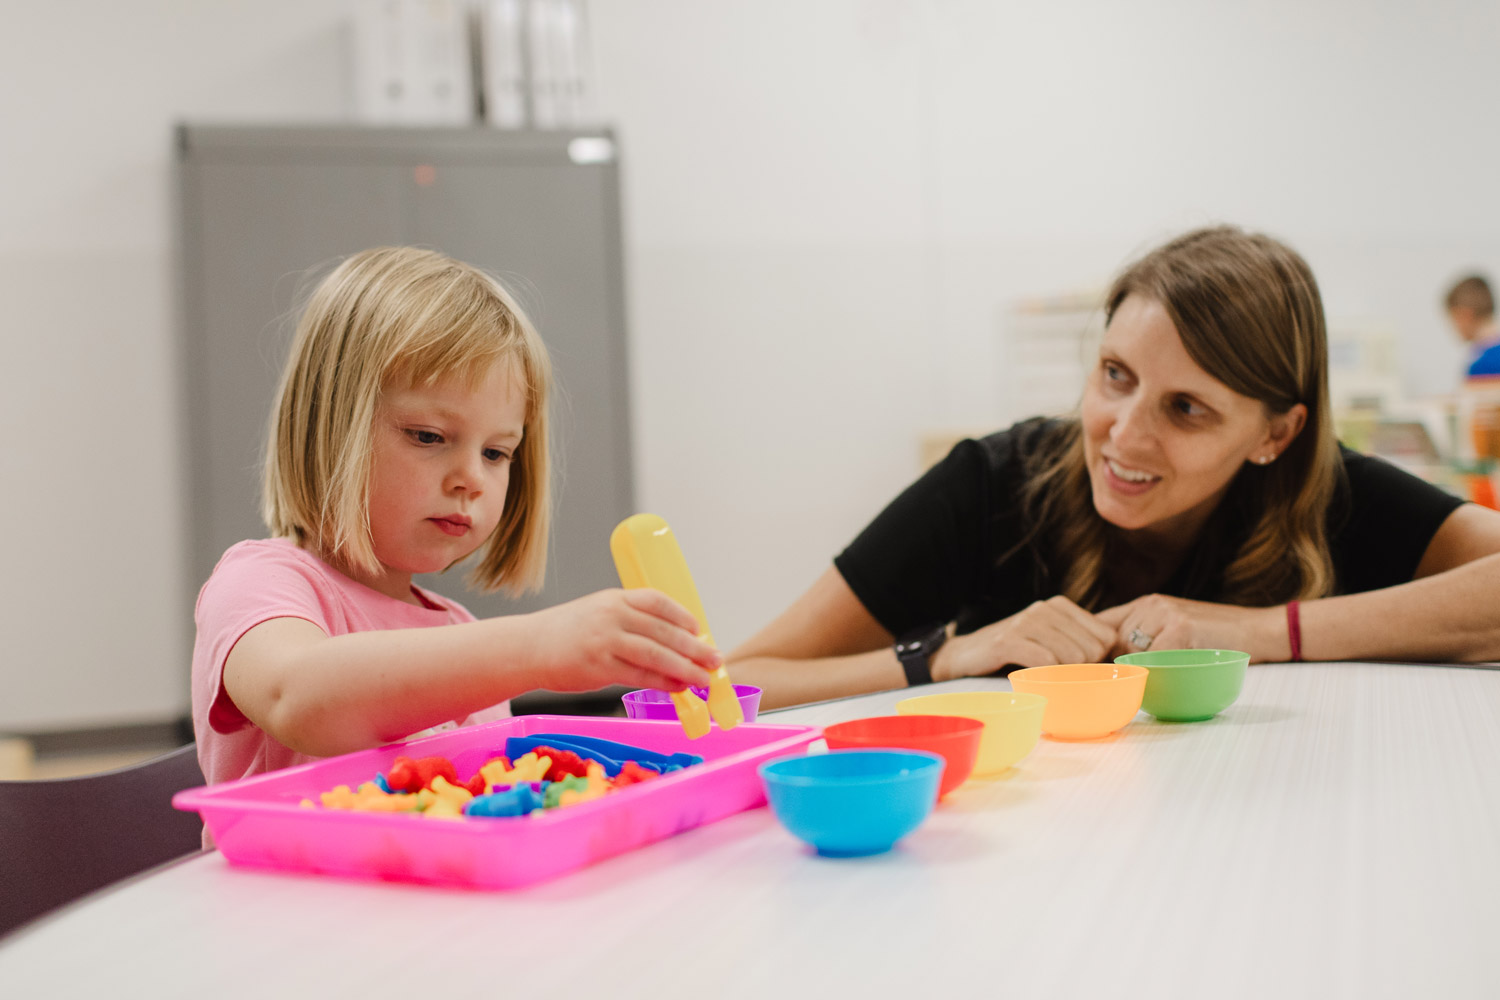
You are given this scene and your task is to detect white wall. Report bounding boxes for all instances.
[4,0,1498,730]
[594,0,1500,651]
[0,3,350,730]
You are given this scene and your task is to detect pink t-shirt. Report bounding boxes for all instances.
[190,538,510,788]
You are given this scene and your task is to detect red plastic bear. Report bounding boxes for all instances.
[530,746,590,781]
[385,755,458,793]
[611,761,659,788]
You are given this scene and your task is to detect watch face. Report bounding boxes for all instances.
[897,626,943,658]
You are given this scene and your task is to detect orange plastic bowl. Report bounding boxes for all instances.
[822,715,983,798]
[1007,663,1148,740]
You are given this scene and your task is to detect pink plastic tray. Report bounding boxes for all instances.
[173,715,818,889]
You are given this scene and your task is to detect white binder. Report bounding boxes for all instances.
[478,0,527,127]
[351,0,476,125]
[525,0,560,127]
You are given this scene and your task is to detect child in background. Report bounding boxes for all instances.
[1445,274,1500,377]
[191,247,717,786]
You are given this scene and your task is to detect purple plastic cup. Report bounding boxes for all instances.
[622,684,762,724]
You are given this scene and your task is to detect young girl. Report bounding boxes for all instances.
[191,247,718,785]
[728,225,1500,709]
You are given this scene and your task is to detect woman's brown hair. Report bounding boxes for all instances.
[1020,225,1341,609]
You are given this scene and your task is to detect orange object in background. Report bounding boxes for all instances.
[1467,474,1499,510]
[1470,402,1500,461]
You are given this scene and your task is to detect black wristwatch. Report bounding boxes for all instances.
[894,624,948,688]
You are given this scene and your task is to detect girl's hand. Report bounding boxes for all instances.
[929,596,1117,680]
[1097,595,1288,662]
[523,589,719,692]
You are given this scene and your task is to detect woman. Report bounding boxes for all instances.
[727,226,1500,710]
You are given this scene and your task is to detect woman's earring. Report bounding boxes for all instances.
[1255,454,1274,465]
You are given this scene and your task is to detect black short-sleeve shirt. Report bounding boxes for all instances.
[833,418,1466,639]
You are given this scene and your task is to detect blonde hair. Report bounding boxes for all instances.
[263,247,552,594]
[1020,226,1341,608]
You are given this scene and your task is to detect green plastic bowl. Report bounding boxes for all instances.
[1114,648,1249,722]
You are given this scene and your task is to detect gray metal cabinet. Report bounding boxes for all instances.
[177,125,634,620]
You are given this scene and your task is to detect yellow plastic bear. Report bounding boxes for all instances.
[420,775,474,820]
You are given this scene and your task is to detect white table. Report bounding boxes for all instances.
[3,663,1498,998]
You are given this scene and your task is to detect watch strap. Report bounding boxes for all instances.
[894,624,946,687]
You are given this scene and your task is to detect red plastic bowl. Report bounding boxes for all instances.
[822,715,983,797]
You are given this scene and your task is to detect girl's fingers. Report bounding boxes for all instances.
[623,605,721,668]
[621,588,703,634]
[606,662,669,692]
[614,634,713,688]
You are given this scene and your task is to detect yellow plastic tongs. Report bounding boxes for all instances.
[610,514,743,739]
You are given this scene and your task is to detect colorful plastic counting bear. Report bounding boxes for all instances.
[612,761,658,788]
[307,734,693,822]
[466,782,545,817]
[544,773,588,809]
[536,746,590,781]
[556,762,610,808]
[418,775,474,820]
[479,751,551,792]
[385,755,458,793]
[313,782,417,813]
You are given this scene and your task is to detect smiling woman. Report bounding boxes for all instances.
[727,226,1500,710]
[1034,228,1336,614]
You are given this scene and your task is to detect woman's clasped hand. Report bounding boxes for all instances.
[926,594,1285,681]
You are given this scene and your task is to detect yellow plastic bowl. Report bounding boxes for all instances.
[1007,663,1148,741]
[894,691,1046,776]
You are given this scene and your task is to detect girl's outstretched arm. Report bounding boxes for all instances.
[223,588,718,757]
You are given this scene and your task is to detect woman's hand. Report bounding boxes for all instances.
[929,596,1117,680]
[522,589,719,693]
[1097,595,1288,662]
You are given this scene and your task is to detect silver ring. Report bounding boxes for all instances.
[1128,627,1154,651]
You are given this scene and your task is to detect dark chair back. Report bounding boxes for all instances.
[0,743,206,939]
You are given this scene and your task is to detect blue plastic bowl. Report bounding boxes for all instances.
[757,749,944,857]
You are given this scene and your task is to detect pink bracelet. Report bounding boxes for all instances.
[1286,600,1302,662]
